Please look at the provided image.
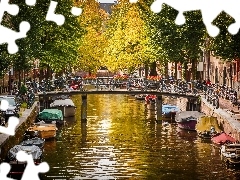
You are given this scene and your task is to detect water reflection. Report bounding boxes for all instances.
[42,95,240,179]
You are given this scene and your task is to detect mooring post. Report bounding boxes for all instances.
[156,95,163,123]
[81,94,87,122]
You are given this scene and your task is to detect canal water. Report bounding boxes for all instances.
[42,95,240,180]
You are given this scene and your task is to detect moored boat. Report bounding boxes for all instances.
[20,137,45,149]
[211,132,236,146]
[198,128,217,139]
[196,116,221,139]
[7,145,43,177]
[36,109,64,125]
[50,99,76,117]
[162,104,180,119]
[26,123,58,139]
[145,94,156,104]
[175,111,205,131]
[135,94,146,100]
[221,143,240,165]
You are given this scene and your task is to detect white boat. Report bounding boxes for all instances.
[221,143,240,165]
[50,98,76,117]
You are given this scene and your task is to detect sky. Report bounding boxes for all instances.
[97,0,116,3]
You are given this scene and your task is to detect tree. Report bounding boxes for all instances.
[210,12,240,61]
[76,0,108,74]
[6,0,84,73]
[103,0,158,73]
[148,4,206,79]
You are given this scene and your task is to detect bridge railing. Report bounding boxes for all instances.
[81,77,163,91]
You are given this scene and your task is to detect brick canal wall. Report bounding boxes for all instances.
[0,102,39,161]
[201,96,240,141]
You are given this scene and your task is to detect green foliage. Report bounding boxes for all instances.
[103,0,158,72]
[21,102,27,109]
[1,0,84,73]
[210,12,240,61]
[20,84,27,95]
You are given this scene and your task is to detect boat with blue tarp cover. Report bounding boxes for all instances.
[162,104,180,119]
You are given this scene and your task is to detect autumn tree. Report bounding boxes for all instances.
[103,0,158,74]
[75,0,108,74]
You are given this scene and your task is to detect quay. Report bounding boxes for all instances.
[201,96,240,141]
[0,102,39,161]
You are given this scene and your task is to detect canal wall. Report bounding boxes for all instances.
[0,102,39,161]
[201,96,240,141]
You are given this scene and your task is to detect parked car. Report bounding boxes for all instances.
[0,95,20,120]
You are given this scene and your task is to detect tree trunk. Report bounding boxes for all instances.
[18,70,21,89]
[191,59,196,80]
[138,67,142,77]
[144,64,149,78]
[39,69,44,82]
[184,62,188,81]
[174,62,178,80]
[164,61,168,79]
[149,61,157,76]
[206,50,210,80]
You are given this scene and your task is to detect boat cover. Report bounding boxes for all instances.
[20,137,45,148]
[196,116,222,132]
[212,132,236,144]
[38,109,63,121]
[175,111,205,122]
[50,99,75,107]
[8,145,42,161]
[162,105,180,113]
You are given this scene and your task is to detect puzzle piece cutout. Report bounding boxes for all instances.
[149,0,240,37]
[16,151,49,180]
[0,100,19,136]
[129,0,138,3]
[0,21,30,54]
[0,151,50,180]
[0,163,13,180]
[0,0,36,54]
[46,1,82,25]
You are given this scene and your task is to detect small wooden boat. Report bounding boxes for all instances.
[211,132,236,146]
[198,125,218,139]
[175,111,205,131]
[7,145,43,177]
[221,143,240,165]
[26,123,58,139]
[198,130,217,139]
[196,116,221,139]
[20,137,45,149]
[50,99,76,117]
[36,109,64,125]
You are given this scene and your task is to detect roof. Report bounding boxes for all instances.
[50,99,75,107]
